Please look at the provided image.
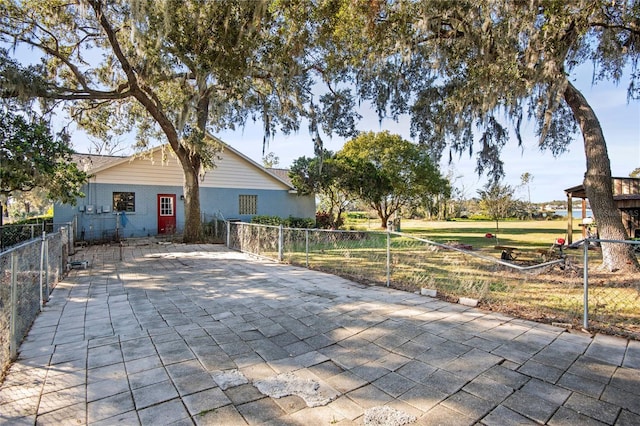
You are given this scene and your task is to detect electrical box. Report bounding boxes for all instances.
[96,206,103,214]
[78,205,85,212]
[102,205,111,213]
[85,205,95,214]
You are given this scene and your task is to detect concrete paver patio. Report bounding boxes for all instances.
[0,241,639,425]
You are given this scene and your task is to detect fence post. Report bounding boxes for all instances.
[10,253,18,360]
[278,225,284,262]
[226,221,231,247]
[68,221,75,255]
[39,231,46,311]
[44,238,50,302]
[386,231,391,287]
[257,226,261,256]
[583,238,589,329]
[305,229,309,268]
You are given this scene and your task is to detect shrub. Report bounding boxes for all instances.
[282,216,315,229]
[12,215,53,225]
[251,215,315,228]
[251,215,282,225]
[315,211,343,229]
[315,211,333,229]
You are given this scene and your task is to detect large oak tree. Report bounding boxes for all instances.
[323,0,640,272]
[0,0,352,242]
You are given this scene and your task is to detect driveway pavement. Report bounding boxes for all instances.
[0,241,639,425]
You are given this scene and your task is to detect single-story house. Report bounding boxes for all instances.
[564,177,640,243]
[54,141,315,242]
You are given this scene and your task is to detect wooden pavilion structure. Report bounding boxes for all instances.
[564,177,640,244]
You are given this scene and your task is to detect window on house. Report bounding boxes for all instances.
[113,192,135,212]
[159,196,174,216]
[239,195,257,215]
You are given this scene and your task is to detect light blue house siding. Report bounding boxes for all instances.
[55,183,184,240]
[202,187,316,222]
[56,184,315,240]
[54,144,315,241]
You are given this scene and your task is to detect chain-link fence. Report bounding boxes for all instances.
[201,214,228,244]
[0,222,50,252]
[0,224,73,377]
[228,222,640,338]
[578,239,640,336]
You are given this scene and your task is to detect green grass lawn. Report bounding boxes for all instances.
[345,217,582,256]
[402,218,573,245]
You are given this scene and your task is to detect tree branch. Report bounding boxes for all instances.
[86,0,183,155]
[590,21,640,36]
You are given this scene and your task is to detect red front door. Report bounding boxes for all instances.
[157,194,176,234]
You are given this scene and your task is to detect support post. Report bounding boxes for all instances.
[386,231,391,287]
[10,253,18,360]
[44,238,50,302]
[226,221,231,248]
[305,229,309,268]
[39,231,46,311]
[115,212,120,241]
[278,225,284,262]
[257,226,261,256]
[583,238,589,330]
[567,193,573,245]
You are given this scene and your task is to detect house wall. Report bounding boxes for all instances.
[55,144,315,241]
[200,187,316,222]
[55,182,315,241]
[54,182,184,240]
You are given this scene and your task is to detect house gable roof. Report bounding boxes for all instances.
[74,138,296,191]
[265,168,293,186]
[72,153,126,173]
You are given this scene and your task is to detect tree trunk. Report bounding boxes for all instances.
[564,81,639,272]
[373,204,388,228]
[182,161,202,243]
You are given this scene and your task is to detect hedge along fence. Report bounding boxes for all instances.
[0,225,72,379]
[226,221,640,339]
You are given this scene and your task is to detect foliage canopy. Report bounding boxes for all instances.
[478,181,517,232]
[320,0,640,271]
[337,131,450,228]
[0,0,356,241]
[289,150,352,228]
